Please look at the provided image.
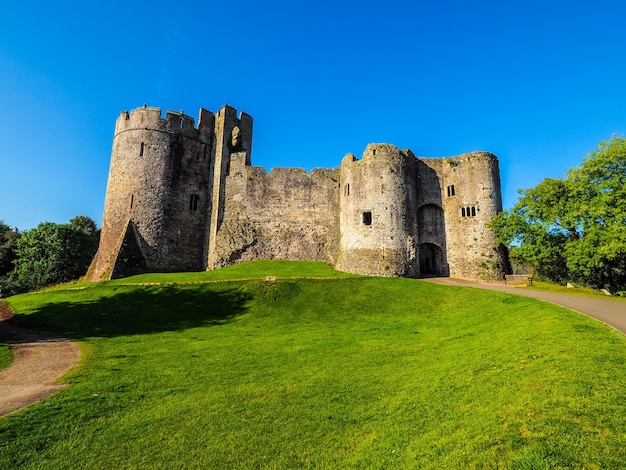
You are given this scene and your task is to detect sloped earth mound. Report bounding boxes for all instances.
[0,279,623,419]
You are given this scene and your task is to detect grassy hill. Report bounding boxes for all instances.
[2,261,626,468]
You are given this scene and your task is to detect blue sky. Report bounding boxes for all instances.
[1,0,626,230]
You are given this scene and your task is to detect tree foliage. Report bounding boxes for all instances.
[2,216,99,295]
[0,221,20,277]
[490,136,626,292]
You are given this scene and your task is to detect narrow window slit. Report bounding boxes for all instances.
[189,194,200,211]
[362,211,372,225]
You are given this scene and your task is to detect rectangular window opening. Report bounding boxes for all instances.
[447,185,455,197]
[362,211,372,225]
[461,205,477,218]
[189,194,200,211]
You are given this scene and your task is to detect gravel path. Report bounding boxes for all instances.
[0,303,81,418]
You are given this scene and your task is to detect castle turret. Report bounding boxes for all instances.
[336,144,419,277]
[87,106,214,280]
[438,152,506,280]
[207,105,253,269]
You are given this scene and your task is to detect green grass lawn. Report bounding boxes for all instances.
[0,342,10,370]
[79,260,355,287]
[522,280,626,301]
[2,261,626,468]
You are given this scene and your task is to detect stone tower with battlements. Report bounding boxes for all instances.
[337,144,419,277]
[87,104,507,282]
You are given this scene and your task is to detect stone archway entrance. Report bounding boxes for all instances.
[417,203,448,277]
[419,243,444,276]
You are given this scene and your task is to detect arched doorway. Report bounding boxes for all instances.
[417,204,448,277]
[419,243,444,276]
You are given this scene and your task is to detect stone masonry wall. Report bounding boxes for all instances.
[439,152,505,280]
[415,158,448,276]
[208,153,340,268]
[87,106,214,280]
[336,144,419,277]
[207,106,253,269]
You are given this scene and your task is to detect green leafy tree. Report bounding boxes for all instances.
[69,215,98,237]
[490,136,626,292]
[6,216,99,295]
[0,221,20,277]
[68,215,100,269]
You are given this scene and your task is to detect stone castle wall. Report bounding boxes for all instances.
[209,154,340,268]
[87,105,508,282]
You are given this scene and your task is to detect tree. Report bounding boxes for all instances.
[5,216,99,295]
[0,221,20,277]
[69,215,98,237]
[490,136,626,292]
[68,215,100,270]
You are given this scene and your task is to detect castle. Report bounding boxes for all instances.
[86,104,507,282]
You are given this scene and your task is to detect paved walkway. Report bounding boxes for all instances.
[422,277,626,334]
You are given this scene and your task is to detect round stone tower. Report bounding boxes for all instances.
[87,106,215,280]
[440,151,507,280]
[336,144,419,277]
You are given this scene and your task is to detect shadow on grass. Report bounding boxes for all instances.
[9,285,251,341]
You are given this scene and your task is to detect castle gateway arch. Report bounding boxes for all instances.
[417,203,448,276]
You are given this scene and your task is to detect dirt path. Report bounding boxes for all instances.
[422,277,626,334]
[0,303,81,418]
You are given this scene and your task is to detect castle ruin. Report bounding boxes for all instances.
[87,104,507,281]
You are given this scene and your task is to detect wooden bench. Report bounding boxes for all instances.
[505,275,533,286]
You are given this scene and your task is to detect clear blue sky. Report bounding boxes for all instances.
[2,0,626,230]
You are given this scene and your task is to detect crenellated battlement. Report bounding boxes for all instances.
[362,143,402,159]
[349,144,417,166]
[115,105,215,142]
[437,151,498,165]
[216,104,253,123]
